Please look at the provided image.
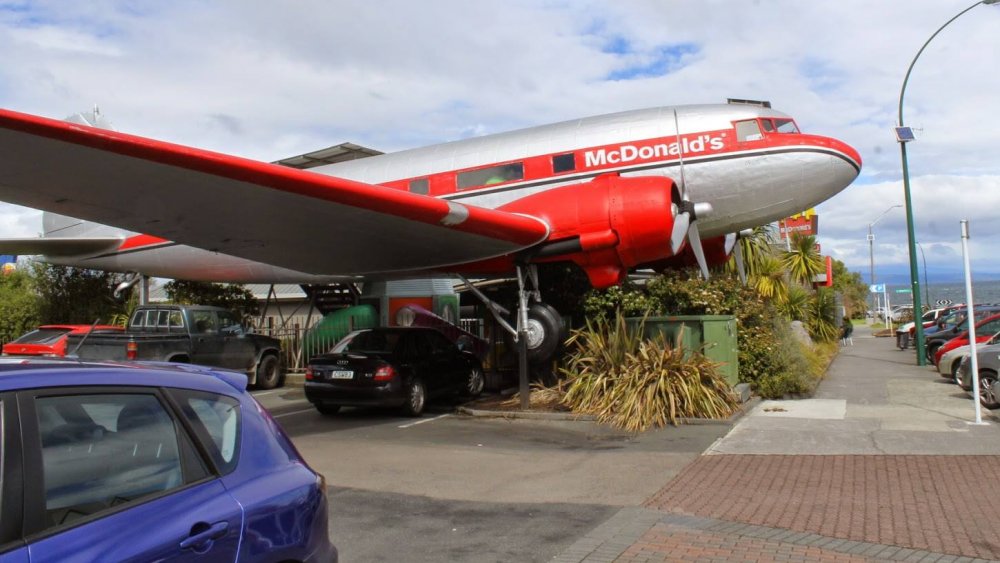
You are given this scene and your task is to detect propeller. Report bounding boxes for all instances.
[670,110,713,278]
[727,229,755,285]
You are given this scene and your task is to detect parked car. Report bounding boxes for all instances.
[924,305,1000,362]
[896,305,962,350]
[933,315,1000,367]
[937,331,1000,385]
[2,324,124,356]
[305,327,484,417]
[0,357,337,562]
[957,345,1000,408]
[65,305,284,389]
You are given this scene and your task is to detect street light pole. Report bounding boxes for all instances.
[917,242,931,307]
[896,0,1000,366]
[868,205,902,319]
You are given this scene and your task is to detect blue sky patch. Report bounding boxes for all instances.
[607,42,699,81]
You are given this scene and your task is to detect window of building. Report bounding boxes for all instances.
[735,120,763,142]
[409,178,429,195]
[456,163,524,190]
[552,153,576,173]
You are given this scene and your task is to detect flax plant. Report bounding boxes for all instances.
[560,314,740,432]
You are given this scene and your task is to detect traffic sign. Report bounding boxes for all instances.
[869,284,885,293]
[936,299,953,306]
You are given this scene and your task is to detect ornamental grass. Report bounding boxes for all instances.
[559,314,740,432]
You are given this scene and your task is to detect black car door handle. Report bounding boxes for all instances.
[180,521,229,550]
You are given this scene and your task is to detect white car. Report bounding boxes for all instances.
[938,344,972,384]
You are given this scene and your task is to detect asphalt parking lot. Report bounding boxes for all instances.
[251,388,731,562]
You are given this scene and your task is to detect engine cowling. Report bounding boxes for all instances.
[498,175,677,288]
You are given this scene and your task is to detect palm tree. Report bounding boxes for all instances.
[781,233,824,286]
[751,254,788,301]
[725,225,774,279]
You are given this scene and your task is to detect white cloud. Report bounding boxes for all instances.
[1,0,1000,280]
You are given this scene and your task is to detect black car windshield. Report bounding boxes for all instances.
[333,330,402,354]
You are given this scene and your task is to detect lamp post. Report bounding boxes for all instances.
[896,0,1000,366]
[917,241,931,307]
[868,205,902,319]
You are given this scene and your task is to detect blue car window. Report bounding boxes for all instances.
[35,394,184,527]
[169,389,241,475]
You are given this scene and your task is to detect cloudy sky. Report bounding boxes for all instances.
[1,0,999,283]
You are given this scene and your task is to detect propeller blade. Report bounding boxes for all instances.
[670,211,690,255]
[687,222,709,280]
[734,239,747,285]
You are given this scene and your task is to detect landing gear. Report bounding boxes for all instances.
[457,264,565,409]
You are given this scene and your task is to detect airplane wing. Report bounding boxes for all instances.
[0,109,550,276]
[0,237,123,257]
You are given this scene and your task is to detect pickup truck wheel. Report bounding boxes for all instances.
[401,378,426,417]
[255,355,281,390]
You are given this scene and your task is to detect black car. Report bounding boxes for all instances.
[304,327,484,416]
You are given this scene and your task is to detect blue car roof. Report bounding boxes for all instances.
[0,357,248,395]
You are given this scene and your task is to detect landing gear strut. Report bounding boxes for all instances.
[458,264,564,410]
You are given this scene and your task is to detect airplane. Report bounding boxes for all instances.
[0,100,861,365]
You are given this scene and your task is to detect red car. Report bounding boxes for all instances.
[2,324,124,356]
[933,313,1000,367]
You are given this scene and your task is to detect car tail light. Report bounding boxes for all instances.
[374,364,397,381]
[305,367,314,380]
[126,339,138,360]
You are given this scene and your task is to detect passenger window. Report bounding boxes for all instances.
[190,311,218,335]
[735,120,763,142]
[35,394,186,527]
[552,153,576,173]
[456,163,523,190]
[409,178,429,195]
[169,390,241,475]
[217,312,243,336]
[129,311,146,329]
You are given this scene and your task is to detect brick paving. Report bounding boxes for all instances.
[644,455,1000,561]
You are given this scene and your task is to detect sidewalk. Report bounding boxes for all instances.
[555,325,1000,562]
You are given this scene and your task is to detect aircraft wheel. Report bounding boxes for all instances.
[524,303,564,364]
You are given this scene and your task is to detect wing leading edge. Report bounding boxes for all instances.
[0,109,550,276]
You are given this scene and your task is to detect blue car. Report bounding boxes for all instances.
[0,358,337,562]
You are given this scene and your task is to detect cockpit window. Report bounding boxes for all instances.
[773,118,799,134]
[735,120,763,142]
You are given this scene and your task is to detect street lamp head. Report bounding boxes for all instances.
[983,1,1000,5]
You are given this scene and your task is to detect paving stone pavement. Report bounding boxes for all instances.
[554,325,1000,562]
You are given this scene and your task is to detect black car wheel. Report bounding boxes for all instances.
[315,403,341,416]
[951,360,964,385]
[979,370,999,409]
[926,343,942,363]
[255,355,282,390]
[402,378,426,417]
[463,365,485,398]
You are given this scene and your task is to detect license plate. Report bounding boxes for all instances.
[327,370,354,380]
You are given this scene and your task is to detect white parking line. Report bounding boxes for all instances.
[273,408,316,419]
[398,414,450,429]
[252,390,283,397]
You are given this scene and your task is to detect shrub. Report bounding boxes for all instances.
[559,314,740,431]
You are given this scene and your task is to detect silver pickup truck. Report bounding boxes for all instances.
[67,304,284,388]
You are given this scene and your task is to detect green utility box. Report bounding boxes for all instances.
[626,315,739,386]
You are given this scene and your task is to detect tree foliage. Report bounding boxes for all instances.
[781,234,824,286]
[30,262,129,325]
[0,270,40,344]
[164,281,259,323]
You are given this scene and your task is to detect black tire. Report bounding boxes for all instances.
[926,343,942,364]
[524,303,563,364]
[401,378,426,417]
[462,363,485,398]
[979,370,999,409]
[315,403,341,416]
[255,354,282,390]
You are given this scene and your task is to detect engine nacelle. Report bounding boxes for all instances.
[498,175,676,288]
